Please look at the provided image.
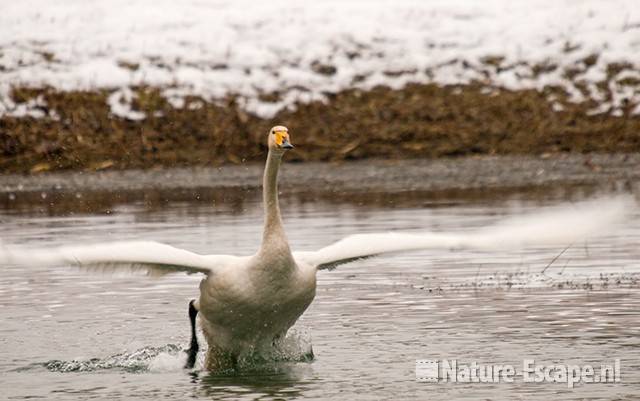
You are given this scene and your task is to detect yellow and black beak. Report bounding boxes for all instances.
[275,131,294,149]
[282,137,294,149]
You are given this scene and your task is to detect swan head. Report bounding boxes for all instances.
[268,125,294,152]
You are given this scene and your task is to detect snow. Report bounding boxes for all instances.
[0,0,639,119]
[107,88,146,121]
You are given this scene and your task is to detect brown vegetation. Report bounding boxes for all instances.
[1,83,639,173]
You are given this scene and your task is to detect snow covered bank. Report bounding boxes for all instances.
[1,0,639,119]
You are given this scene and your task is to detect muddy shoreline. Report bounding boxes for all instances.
[1,153,638,195]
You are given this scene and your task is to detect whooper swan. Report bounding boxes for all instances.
[0,126,631,371]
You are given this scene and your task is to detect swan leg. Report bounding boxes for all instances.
[184,299,199,369]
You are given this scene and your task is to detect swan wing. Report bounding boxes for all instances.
[294,232,463,270]
[295,196,632,270]
[0,240,236,275]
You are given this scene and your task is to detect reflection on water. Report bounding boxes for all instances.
[0,185,639,400]
[0,180,610,216]
[197,367,312,400]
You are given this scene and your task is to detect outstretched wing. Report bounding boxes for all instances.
[294,232,463,270]
[0,240,237,275]
[295,196,631,270]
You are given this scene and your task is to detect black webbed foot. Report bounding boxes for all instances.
[184,299,199,369]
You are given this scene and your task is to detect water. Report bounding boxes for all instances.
[1,186,639,400]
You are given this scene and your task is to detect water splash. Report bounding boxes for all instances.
[41,344,183,373]
[191,328,315,375]
[29,329,313,374]
[238,328,315,366]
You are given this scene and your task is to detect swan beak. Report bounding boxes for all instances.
[282,139,294,149]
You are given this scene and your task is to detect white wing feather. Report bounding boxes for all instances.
[295,196,633,270]
[2,196,632,273]
[0,240,237,275]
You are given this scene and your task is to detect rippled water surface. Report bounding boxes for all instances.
[1,186,639,400]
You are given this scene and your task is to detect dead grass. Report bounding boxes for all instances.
[1,83,639,173]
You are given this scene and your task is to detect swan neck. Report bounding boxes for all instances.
[261,149,288,249]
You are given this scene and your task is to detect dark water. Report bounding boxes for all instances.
[1,186,639,400]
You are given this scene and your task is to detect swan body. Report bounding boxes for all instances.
[197,254,316,361]
[194,126,317,369]
[0,125,632,371]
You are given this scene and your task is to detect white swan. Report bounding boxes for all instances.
[0,125,632,371]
